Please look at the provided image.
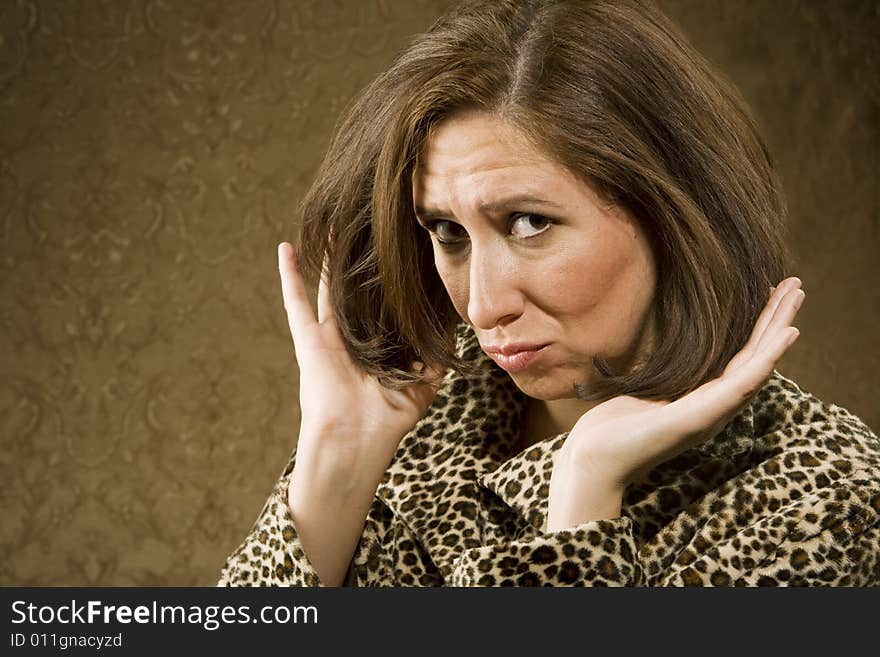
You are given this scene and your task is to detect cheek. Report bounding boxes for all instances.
[541,232,654,327]
[530,250,606,315]
[433,254,469,318]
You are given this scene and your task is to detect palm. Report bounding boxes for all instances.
[278,243,440,461]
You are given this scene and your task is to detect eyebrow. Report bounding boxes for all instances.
[414,194,564,223]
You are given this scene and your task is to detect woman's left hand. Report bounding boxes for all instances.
[546,277,805,532]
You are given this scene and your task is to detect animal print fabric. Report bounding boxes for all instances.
[218,328,880,586]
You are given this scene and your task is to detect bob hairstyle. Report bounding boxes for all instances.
[296,0,789,400]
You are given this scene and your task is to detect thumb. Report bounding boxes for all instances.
[411,361,448,390]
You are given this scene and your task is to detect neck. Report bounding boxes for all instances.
[519,396,598,450]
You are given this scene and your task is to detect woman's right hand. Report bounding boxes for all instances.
[278,242,443,495]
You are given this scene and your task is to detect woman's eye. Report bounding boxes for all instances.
[509,214,551,238]
[433,220,468,244]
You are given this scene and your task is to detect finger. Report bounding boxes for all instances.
[664,318,798,447]
[701,324,800,423]
[716,325,799,426]
[728,277,801,371]
[725,286,802,406]
[411,361,448,388]
[316,252,333,324]
[278,242,316,343]
[405,361,449,409]
[752,286,804,356]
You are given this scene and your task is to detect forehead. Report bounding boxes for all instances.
[413,112,576,202]
[419,112,539,168]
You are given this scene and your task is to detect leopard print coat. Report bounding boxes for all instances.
[218,328,880,586]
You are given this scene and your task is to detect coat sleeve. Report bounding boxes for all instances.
[217,447,331,587]
[449,477,880,587]
[658,476,880,586]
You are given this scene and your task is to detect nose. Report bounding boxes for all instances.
[466,241,523,330]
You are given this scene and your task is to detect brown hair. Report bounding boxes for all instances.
[296,0,789,399]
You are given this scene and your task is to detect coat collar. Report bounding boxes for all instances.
[375,326,759,575]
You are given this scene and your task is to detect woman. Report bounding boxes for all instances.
[218,0,879,586]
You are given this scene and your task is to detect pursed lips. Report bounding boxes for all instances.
[481,342,549,373]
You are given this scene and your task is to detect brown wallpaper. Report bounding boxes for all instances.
[1,1,876,586]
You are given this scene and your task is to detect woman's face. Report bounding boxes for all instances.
[412,111,657,401]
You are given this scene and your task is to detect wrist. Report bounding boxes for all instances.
[296,422,398,480]
[546,455,625,532]
[290,445,384,502]
[546,489,623,532]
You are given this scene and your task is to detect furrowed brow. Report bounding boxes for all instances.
[478,195,564,214]
[415,195,563,223]
[413,206,454,223]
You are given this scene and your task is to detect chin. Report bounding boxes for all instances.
[507,370,588,401]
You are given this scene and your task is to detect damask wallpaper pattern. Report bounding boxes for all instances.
[0,1,876,586]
